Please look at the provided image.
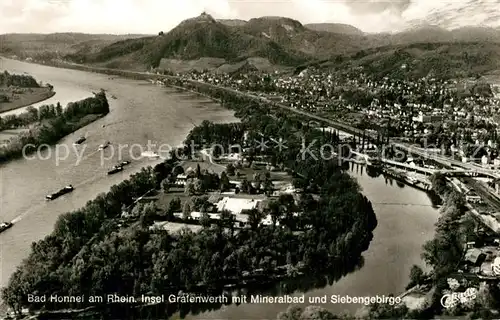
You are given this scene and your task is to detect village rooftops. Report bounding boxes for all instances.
[465,248,486,266]
[465,191,481,199]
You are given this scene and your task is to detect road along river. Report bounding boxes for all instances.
[0,59,440,319]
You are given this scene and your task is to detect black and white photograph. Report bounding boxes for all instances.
[1,0,500,319]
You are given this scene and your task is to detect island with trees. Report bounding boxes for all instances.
[0,90,109,163]
[0,71,55,113]
[1,88,377,319]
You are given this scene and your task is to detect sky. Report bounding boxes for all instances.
[0,0,499,35]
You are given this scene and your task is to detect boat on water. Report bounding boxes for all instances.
[98,141,111,150]
[120,160,131,166]
[108,165,124,175]
[141,151,161,159]
[0,222,13,233]
[46,185,74,200]
[73,136,86,145]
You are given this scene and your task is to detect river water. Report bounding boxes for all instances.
[0,59,440,319]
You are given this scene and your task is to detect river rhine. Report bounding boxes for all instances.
[0,58,440,319]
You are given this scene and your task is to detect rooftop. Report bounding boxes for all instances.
[216,197,262,215]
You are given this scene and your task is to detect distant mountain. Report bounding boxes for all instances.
[4,13,500,76]
[69,13,310,70]
[304,23,364,35]
[450,26,500,42]
[319,42,500,79]
[238,16,369,57]
[0,33,148,59]
[363,25,500,48]
[380,25,452,45]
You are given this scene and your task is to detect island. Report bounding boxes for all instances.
[0,90,109,163]
[0,70,55,113]
[1,87,377,319]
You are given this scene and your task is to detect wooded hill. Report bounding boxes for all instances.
[2,13,500,77]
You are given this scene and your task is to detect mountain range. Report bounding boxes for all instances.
[1,13,500,77]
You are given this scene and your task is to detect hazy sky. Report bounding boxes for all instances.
[0,0,498,34]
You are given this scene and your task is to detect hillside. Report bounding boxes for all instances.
[377,26,500,45]
[217,19,247,27]
[0,33,148,60]
[69,13,310,70]
[239,16,370,57]
[4,14,500,75]
[304,23,364,35]
[320,42,500,79]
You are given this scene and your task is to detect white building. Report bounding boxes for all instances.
[225,153,242,161]
[494,159,500,168]
[482,155,490,166]
[216,197,262,215]
[465,191,482,204]
[492,257,500,276]
[261,214,279,226]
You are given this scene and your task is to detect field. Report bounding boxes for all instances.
[153,156,294,215]
[182,158,225,175]
[155,187,191,212]
[151,221,202,233]
[0,87,55,113]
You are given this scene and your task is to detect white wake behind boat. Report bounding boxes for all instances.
[141,151,161,159]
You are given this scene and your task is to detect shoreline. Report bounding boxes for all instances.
[0,87,55,114]
[0,61,377,319]
[15,58,436,195]
[0,58,439,319]
[0,91,109,164]
[0,113,106,165]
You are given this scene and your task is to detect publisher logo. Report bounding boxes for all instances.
[440,288,478,309]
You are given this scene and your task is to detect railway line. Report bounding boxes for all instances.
[463,177,500,211]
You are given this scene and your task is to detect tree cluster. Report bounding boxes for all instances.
[2,79,377,319]
[0,70,40,88]
[0,91,109,163]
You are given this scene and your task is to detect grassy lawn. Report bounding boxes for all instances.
[182,157,294,187]
[155,188,190,211]
[182,159,225,174]
[225,165,292,183]
[152,221,203,233]
[0,87,55,113]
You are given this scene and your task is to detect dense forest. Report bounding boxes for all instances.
[0,90,109,163]
[2,85,377,319]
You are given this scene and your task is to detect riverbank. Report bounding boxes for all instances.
[0,71,378,319]
[0,58,441,320]
[0,87,55,114]
[0,92,109,164]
